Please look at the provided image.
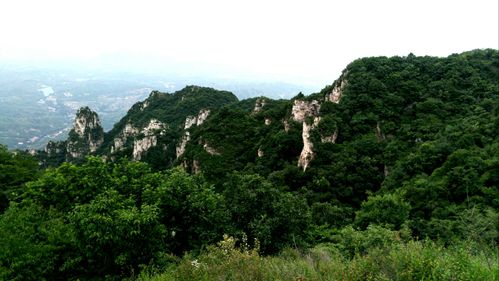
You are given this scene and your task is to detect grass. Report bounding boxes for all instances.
[138,235,498,281]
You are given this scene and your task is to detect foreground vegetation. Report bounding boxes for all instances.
[140,234,498,281]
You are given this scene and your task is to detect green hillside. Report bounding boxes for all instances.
[0,49,498,280]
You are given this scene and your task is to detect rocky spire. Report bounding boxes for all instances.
[66,107,104,159]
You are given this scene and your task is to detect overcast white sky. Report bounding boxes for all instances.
[0,0,497,85]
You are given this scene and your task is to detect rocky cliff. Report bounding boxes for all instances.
[37,50,498,183]
[41,107,104,164]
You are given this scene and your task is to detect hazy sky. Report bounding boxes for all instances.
[0,0,497,85]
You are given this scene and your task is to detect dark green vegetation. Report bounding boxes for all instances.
[1,50,498,280]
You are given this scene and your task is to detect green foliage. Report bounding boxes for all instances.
[355,192,411,229]
[144,168,229,255]
[69,190,166,279]
[0,203,74,281]
[2,50,499,280]
[139,234,498,281]
[223,172,311,254]
[0,145,40,212]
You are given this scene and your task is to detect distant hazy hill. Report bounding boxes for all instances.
[0,64,314,150]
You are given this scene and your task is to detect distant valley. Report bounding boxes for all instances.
[0,64,315,149]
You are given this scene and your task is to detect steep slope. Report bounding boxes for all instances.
[178,50,499,210]
[40,106,104,165]
[39,86,238,168]
[38,50,498,214]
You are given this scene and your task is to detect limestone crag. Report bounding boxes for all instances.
[203,142,220,155]
[110,123,139,153]
[142,119,166,135]
[291,100,320,123]
[185,109,211,130]
[177,109,211,158]
[283,120,290,132]
[133,136,157,160]
[321,129,338,143]
[326,76,347,103]
[253,98,266,113]
[132,119,167,160]
[176,132,190,158]
[298,117,321,171]
[66,107,104,159]
[291,100,321,170]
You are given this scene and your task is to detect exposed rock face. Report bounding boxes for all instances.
[291,100,321,171]
[291,100,320,122]
[184,109,211,130]
[124,123,139,136]
[192,160,201,174]
[111,137,124,153]
[203,142,220,155]
[326,76,347,103]
[283,120,290,132]
[321,129,338,143]
[176,132,190,158]
[132,119,166,160]
[111,122,139,153]
[258,148,264,157]
[66,107,104,159]
[133,136,157,160]
[143,119,165,134]
[298,117,321,171]
[184,116,197,130]
[253,98,266,112]
[375,121,386,142]
[177,109,211,158]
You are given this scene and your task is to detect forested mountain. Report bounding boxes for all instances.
[1,49,498,280]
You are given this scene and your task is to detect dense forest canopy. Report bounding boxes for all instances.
[1,50,498,280]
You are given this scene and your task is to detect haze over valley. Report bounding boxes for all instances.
[0,59,315,149]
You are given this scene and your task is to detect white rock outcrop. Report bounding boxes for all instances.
[176,109,211,158]
[375,122,386,142]
[291,100,322,171]
[283,120,290,132]
[291,100,320,123]
[297,117,321,171]
[176,132,190,158]
[203,142,220,155]
[321,129,338,143]
[131,119,166,160]
[143,119,165,134]
[123,123,139,136]
[111,123,139,153]
[253,98,266,112]
[133,136,157,160]
[110,137,124,153]
[326,78,347,103]
[66,107,104,158]
[184,109,211,130]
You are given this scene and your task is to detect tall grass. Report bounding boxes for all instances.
[138,235,498,281]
